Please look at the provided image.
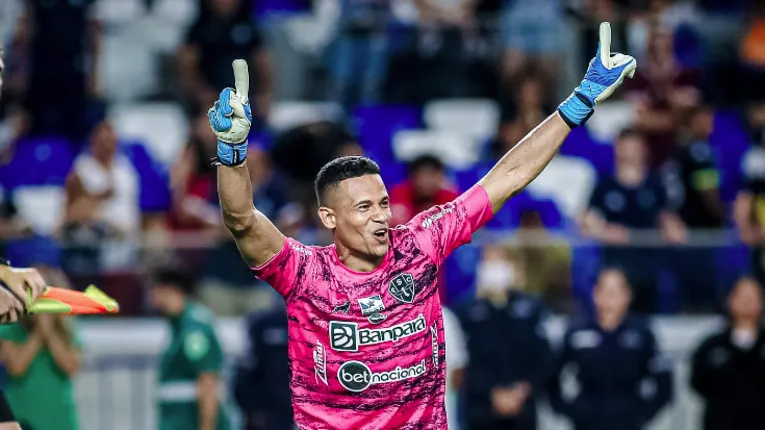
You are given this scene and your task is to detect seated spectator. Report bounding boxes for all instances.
[63,121,141,272]
[626,25,701,167]
[580,128,686,313]
[690,276,765,430]
[547,268,673,430]
[178,0,272,119]
[491,71,554,160]
[389,154,458,226]
[663,104,724,311]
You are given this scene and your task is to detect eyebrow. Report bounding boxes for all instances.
[355,199,373,208]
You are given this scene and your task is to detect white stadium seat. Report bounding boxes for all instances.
[423,99,500,143]
[267,101,345,132]
[525,155,597,219]
[14,186,66,236]
[109,103,188,165]
[392,129,479,170]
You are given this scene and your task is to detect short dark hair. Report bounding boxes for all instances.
[616,127,643,142]
[150,266,196,296]
[407,154,445,176]
[315,156,381,206]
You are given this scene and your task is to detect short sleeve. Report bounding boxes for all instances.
[407,185,493,265]
[0,324,26,343]
[184,327,224,375]
[251,237,313,300]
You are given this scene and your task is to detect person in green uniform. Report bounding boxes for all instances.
[0,266,81,430]
[148,266,231,430]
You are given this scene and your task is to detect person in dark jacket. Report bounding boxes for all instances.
[456,245,553,430]
[232,302,294,430]
[547,268,673,430]
[690,276,765,430]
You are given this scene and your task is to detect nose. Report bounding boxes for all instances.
[370,205,389,224]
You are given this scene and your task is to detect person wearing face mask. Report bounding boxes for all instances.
[690,277,765,430]
[455,245,552,430]
[547,268,673,430]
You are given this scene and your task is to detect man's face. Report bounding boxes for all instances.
[594,271,631,318]
[209,0,240,15]
[148,284,181,315]
[729,279,763,320]
[615,135,646,168]
[319,174,392,260]
[691,108,714,138]
[91,122,118,160]
[412,167,444,200]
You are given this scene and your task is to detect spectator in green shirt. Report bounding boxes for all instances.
[0,266,81,430]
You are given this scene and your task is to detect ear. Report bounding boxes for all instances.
[317,206,336,230]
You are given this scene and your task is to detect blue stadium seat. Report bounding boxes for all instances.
[0,137,75,188]
[710,111,749,204]
[444,243,482,305]
[560,127,614,174]
[120,141,172,213]
[353,105,422,164]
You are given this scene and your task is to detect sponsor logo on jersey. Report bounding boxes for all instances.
[314,340,328,386]
[388,273,416,303]
[333,301,351,314]
[291,244,313,255]
[368,312,387,324]
[329,314,427,352]
[421,205,454,229]
[358,295,385,316]
[430,323,439,366]
[337,359,427,392]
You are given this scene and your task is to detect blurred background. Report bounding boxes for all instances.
[1,0,765,429]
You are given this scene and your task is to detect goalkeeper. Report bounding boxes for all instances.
[210,23,635,430]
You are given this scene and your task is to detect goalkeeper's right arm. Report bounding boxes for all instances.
[212,60,285,267]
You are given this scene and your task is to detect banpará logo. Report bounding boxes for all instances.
[420,206,454,229]
[314,340,328,386]
[329,314,427,352]
[337,359,427,392]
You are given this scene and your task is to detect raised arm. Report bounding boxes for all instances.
[210,60,284,267]
[479,22,636,213]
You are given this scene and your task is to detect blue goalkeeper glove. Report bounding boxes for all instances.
[209,60,253,167]
[558,22,637,128]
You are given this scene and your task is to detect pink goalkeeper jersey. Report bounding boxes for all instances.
[252,185,493,430]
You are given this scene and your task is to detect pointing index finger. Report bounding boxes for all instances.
[232,59,250,103]
[599,22,612,69]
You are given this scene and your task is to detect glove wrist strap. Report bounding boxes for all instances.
[215,140,248,167]
[557,91,594,128]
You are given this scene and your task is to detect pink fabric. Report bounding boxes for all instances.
[253,185,493,429]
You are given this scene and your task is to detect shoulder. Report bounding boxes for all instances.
[185,303,218,329]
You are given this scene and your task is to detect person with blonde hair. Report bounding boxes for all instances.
[0,265,82,430]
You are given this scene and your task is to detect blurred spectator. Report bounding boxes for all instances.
[17,0,101,142]
[626,26,701,167]
[734,106,765,287]
[389,154,458,226]
[690,276,765,430]
[148,266,232,430]
[200,145,297,316]
[662,104,723,311]
[456,245,552,430]
[63,121,142,273]
[233,302,294,430]
[547,268,673,430]
[327,0,391,109]
[0,265,81,430]
[178,0,272,119]
[491,71,554,159]
[580,128,686,313]
[499,0,566,91]
[515,209,572,313]
[443,305,468,430]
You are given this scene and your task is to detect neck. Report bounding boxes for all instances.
[734,318,759,332]
[598,312,624,331]
[335,245,384,273]
[483,290,509,306]
[616,164,645,186]
[166,300,186,317]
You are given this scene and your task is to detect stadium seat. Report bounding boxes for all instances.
[353,105,422,164]
[121,141,172,213]
[585,100,635,144]
[559,127,614,174]
[13,185,66,237]
[710,111,749,204]
[109,103,188,165]
[0,137,75,188]
[525,155,597,220]
[423,99,500,143]
[392,129,480,170]
[267,101,345,133]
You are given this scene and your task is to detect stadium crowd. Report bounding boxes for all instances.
[2,0,765,429]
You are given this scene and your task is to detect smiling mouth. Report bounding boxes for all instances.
[373,229,388,242]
